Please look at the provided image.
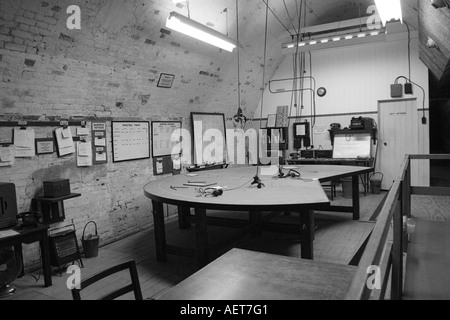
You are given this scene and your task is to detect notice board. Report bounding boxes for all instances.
[112,121,150,163]
[151,121,182,158]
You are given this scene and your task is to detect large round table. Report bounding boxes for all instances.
[144,165,373,266]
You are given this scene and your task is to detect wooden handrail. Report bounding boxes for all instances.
[409,154,450,160]
[345,180,402,300]
[347,153,448,299]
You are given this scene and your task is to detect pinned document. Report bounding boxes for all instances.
[55,127,75,157]
[77,141,92,167]
[14,128,35,157]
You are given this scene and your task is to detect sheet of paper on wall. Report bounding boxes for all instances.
[0,128,14,145]
[55,127,75,156]
[77,142,92,167]
[156,159,163,174]
[94,137,106,147]
[14,128,35,157]
[77,127,90,136]
[0,146,15,167]
[96,152,107,162]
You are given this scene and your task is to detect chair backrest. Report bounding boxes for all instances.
[71,260,143,300]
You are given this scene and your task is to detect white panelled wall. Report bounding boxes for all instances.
[252,27,430,188]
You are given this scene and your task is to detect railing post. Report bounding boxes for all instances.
[403,159,412,218]
[391,190,403,300]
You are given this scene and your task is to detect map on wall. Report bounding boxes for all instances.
[112,121,150,162]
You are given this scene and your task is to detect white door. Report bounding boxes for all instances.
[378,98,419,190]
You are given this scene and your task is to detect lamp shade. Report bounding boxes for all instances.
[375,0,403,26]
[166,11,237,52]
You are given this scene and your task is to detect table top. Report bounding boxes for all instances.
[0,225,49,242]
[144,165,372,211]
[157,248,356,300]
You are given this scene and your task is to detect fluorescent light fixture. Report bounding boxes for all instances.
[375,0,403,26]
[321,39,329,43]
[332,37,341,42]
[298,42,306,46]
[345,35,353,40]
[166,11,237,52]
[371,31,380,36]
[309,40,317,45]
[357,33,366,38]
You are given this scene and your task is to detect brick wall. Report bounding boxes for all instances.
[0,0,283,271]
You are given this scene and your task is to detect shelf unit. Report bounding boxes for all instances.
[32,193,81,224]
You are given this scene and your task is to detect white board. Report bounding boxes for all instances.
[112,121,150,162]
[333,132,371,159]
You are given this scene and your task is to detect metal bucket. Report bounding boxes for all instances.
[341,178,353,199]
[82,221,99,258]
[370,173,384,195]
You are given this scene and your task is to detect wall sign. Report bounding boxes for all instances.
[157,73,175,89]
[35,138,55,155]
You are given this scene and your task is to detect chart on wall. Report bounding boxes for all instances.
[191,113,227,165]
[151,121,182,158]
[112,121,150,163]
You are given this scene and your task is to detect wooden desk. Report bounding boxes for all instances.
[157,248,356,300]
[144,166,373,267]
[0,225,52,287]
[286,158,374,195]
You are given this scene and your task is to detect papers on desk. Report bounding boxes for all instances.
[55,127,75,156]
[0,229,19,239]
[14,128,35,158]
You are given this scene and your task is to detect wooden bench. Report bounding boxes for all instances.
[156,248,356,300]
[403,218,450,300]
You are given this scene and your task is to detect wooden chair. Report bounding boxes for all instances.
[71,260,143,300]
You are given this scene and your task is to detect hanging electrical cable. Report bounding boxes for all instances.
[262,0,294,37]
[232,0,247,130]
[283,0,298,35]
[251,0,271,189]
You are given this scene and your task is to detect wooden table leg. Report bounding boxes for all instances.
[352,175,360,221]
[40,230,52,287]
[249,210,262,238]
[14,244,25,278]
[299,210,314,260]
[152,201,167,262]
[195,207,208,268]
[178,206,191,230]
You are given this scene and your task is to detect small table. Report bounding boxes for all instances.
[0,225,52,287]
[157,248,356,300]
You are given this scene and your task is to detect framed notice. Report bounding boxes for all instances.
[157,73,175,88]
[112,121,150,163]
[35,138,55,155]
[266,114,277,128]
[151,121,182,158]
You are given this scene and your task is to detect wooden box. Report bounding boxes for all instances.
[43,179,71,198]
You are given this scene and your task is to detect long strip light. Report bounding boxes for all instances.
[283,29,386,50]
[166,11,237,52]
[375,0,403,26]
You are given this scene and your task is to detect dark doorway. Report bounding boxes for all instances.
[429,61,450,187]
